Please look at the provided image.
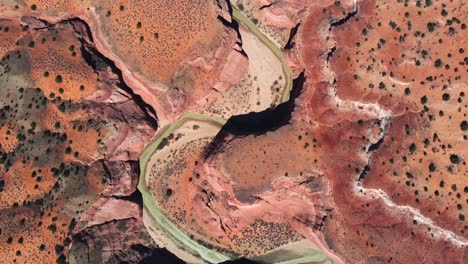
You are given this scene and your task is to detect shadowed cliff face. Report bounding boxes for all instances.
[0,17,158,263]
[216,71,304,136]
[220,258,260,264]
[186,0,466,263]
[73,19,158,129]
[0,0,466,263]
[71,215,188,264]
[204,72,305,161]
[0,0,254,263]
[138,247,186,264]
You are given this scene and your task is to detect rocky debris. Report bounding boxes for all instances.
[212,44,249,93]
[101,160,139,197]
[0,0,465,263]
[69,218,164,264]
[256,0,308,30]
[289,0,467,262]
[0,13,160,263]
[145,0,466,262]
[78,198,141,230]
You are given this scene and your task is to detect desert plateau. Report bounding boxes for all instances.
[0,0,466,263]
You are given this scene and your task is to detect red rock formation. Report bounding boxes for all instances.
[0,0,466,263]
[288,0,467,262]
[0,16,158,263]
[150,0,466,262]
[70,218,170,264]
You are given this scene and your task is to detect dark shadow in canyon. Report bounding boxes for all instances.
[204,71,305,159]
[285,23,301,50]
[70,19,159,129]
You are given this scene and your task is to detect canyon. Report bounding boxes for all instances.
[0,0,466,263]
